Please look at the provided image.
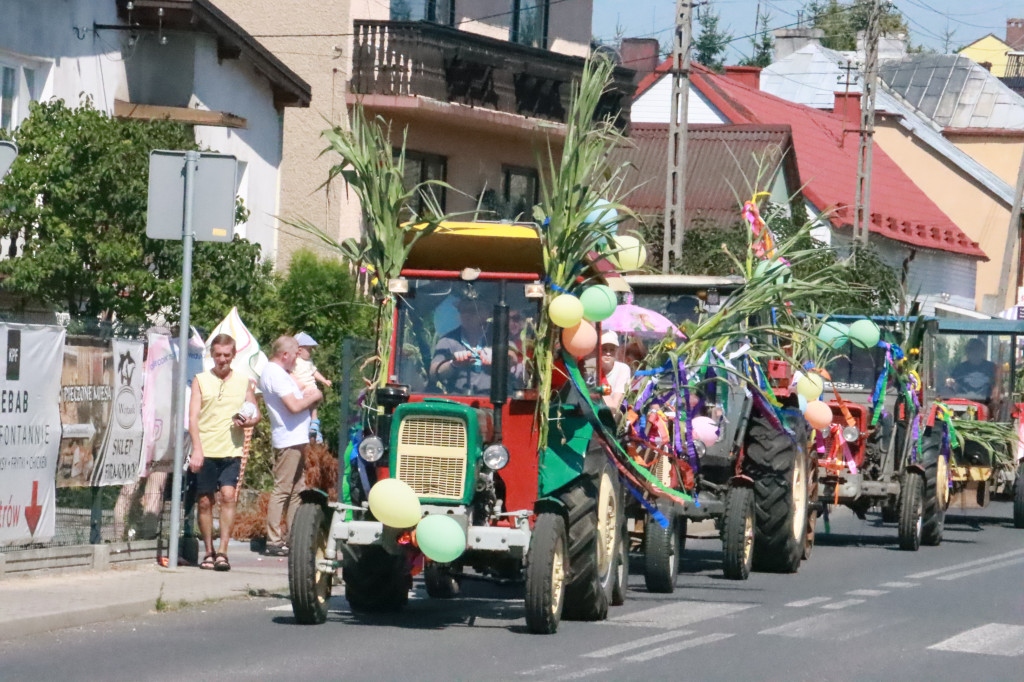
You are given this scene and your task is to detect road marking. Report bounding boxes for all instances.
[622,633,734,662]
[879,581,918,588]
[786,597,832,608]
[265,604,292,612]
[760,612,881,641]
[906,548,1024,579]
[551,666,610,680]
[846,589,888,597]
[519,664,565,676]
[822,599,865,610]
[937,557,1024,581]
[582,630,695,658]
[928,624,1024,657]
[608,601,755,629]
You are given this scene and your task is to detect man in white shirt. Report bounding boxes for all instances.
[259,336,323,556]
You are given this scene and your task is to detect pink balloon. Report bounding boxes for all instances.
[804,400,834,431]
[562,321,598,358]
[692,416,720,446]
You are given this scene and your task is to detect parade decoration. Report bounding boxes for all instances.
[692,416,720,446]
[817,320,849,349]
[580,285,618,323]
[803,400,833,431]
[415,514,466,563]
[584,198,619,226]
[549,293,585,328]
[562,320,599,358]
[367,478,421,528]
[610,234,647,272]
[753,258,791,284]
[603,303,685,337]
[848,318,881,349]
[796,372,825,402]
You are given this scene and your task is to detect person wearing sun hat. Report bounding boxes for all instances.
[598,330,631,410]
[291,331,332,443]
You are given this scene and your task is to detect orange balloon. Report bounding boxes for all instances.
[562,321,598,358]
[803,400,833,431]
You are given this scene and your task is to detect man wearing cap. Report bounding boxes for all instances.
[292,332,332,443]
[597,330,631,410]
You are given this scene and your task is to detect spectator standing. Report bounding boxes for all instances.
[188,334,259,571]
[292,332,332,443]
[260,335,322,556]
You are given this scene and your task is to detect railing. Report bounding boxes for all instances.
[351,20,633,127]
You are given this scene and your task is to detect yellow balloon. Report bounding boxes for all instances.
[549,294,584,328]
[368,478,422,528]
[611,235,648,272]
[796,373,824,402]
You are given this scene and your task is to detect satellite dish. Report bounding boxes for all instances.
[0,140,17,179]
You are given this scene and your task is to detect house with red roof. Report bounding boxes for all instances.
[630,56,987,314]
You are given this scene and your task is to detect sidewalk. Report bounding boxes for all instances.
[0,540,289,641]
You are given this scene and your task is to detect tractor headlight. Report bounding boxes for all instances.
[358,435,385,462]
[693,440,707,457]
[842,425,860,443]
[482,444,510,471]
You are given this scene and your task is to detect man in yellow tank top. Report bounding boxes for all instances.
[188,334,260,571]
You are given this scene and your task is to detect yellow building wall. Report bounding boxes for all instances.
[959,35,1012,77]
[875,119,1013,311]
[946,135,1024,186]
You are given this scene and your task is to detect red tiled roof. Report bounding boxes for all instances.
[636,61,987,259]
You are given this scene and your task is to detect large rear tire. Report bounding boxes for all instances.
[525,512,568,634]
[643,500,680,593]
[344,546,410,612]
[804,458,819,561]
[745,414,809,573]
[921,443,948,546]
[898,472,924,551]
[561,445,620,621]
[611,509,628,606]
[288,502,332,625]
[721,485,755,580]
[1014,462,1024,529]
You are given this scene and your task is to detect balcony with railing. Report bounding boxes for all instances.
[350,20,633,129]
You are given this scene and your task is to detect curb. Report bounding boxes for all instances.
[0,598,155,641]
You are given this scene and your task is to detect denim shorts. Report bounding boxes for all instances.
[196,456,242,495]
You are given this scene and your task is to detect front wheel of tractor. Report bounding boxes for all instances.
[721,484,755,580]
[525,512,568,634]
[288,502,332,625]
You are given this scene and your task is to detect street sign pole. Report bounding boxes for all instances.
[167,150,199,571]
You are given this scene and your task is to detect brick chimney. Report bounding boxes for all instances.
[834,91,862,125]
[724,66,761,89]
[773,27,824,61]
[1008,18,1024,50]
[620,38,660,86]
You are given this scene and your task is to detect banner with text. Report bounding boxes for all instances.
[140,329,204,475]
[56,339,113,487]
[0,323,65,546]
[91,338,145,486]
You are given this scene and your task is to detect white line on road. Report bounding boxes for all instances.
[846,589,889,597]
[786,597,832,608]
[518,664,565,676]
[936,557,1024,581]
[879,581,919,588]
[582,630,695,658]
[822,599,866,610]
[929,624,1024,657]
[607,601,755,629]
[551,666,610,681]
[760,612,882,641]
[906,548,1024,579]
[265,604,292,612]
[622,633,734,662]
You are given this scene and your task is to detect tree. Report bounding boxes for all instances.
[693,2,733,72]
[0,99,275,329]
[806,0,910,52]
[740,11,775,68]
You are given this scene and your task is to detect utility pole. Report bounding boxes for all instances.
[853,0,882,245]
[663,0,693,272]
[995,148,1024,311]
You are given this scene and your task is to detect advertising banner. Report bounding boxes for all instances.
[91,339,145,486]
[140,329,204,475]
[0,323,65,546]
[56,340,112,487]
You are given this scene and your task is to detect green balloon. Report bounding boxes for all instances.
[817,320,849,350]
[415,514,466,564]
[753,259,791,284]
[580,285,618,322]
[848,319,881,349]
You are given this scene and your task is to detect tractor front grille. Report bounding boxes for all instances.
[395,416,468,500]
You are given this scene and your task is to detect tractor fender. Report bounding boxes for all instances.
[729,474,755,488]
[533,497,566,519]
[904,463,925,476]
[299,488,330,506]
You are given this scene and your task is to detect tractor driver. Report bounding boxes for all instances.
[429,293,523,395]
[949,337,997,403]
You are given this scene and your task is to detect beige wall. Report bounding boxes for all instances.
[946,135,1024,186]
[875,119,1013,311]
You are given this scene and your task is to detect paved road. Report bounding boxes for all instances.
[5,502,1022,681]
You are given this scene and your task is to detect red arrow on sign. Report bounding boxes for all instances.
[25,481,42,536]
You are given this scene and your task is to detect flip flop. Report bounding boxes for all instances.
[214,553,231,572]
[200,553,216,570]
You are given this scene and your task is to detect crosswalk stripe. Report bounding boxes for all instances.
[928,624,1024,657]
[265,604,292,612]
[552,667,610,680]
[937,557,1024,581]
[760,612,881,641]
[518,665,565,676]
[846,589,888,597]
[906,548,1024,579]
[582,630,694,658]
[622,633,733,662]
[879,581,918,588]
[822,599,865,610]
[608,601,755,629]
[786,596,831,608]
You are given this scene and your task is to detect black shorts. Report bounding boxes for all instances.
[196,456,242,495]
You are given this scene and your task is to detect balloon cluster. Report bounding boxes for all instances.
[366,478,467,563]
[798,317,882,430]
[550,284,619,358]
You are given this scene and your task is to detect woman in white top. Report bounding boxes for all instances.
[598,330,632,411]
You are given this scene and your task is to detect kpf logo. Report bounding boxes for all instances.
[5,329,20,381]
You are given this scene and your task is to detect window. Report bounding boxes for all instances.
[510,0,549,49]
[0,58,38,131]
[390,0,454,25]
[398,149,448,217]
[502,166,538,221]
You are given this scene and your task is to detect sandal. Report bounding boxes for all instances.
[214,553,231,572]
[200,553,216,570]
